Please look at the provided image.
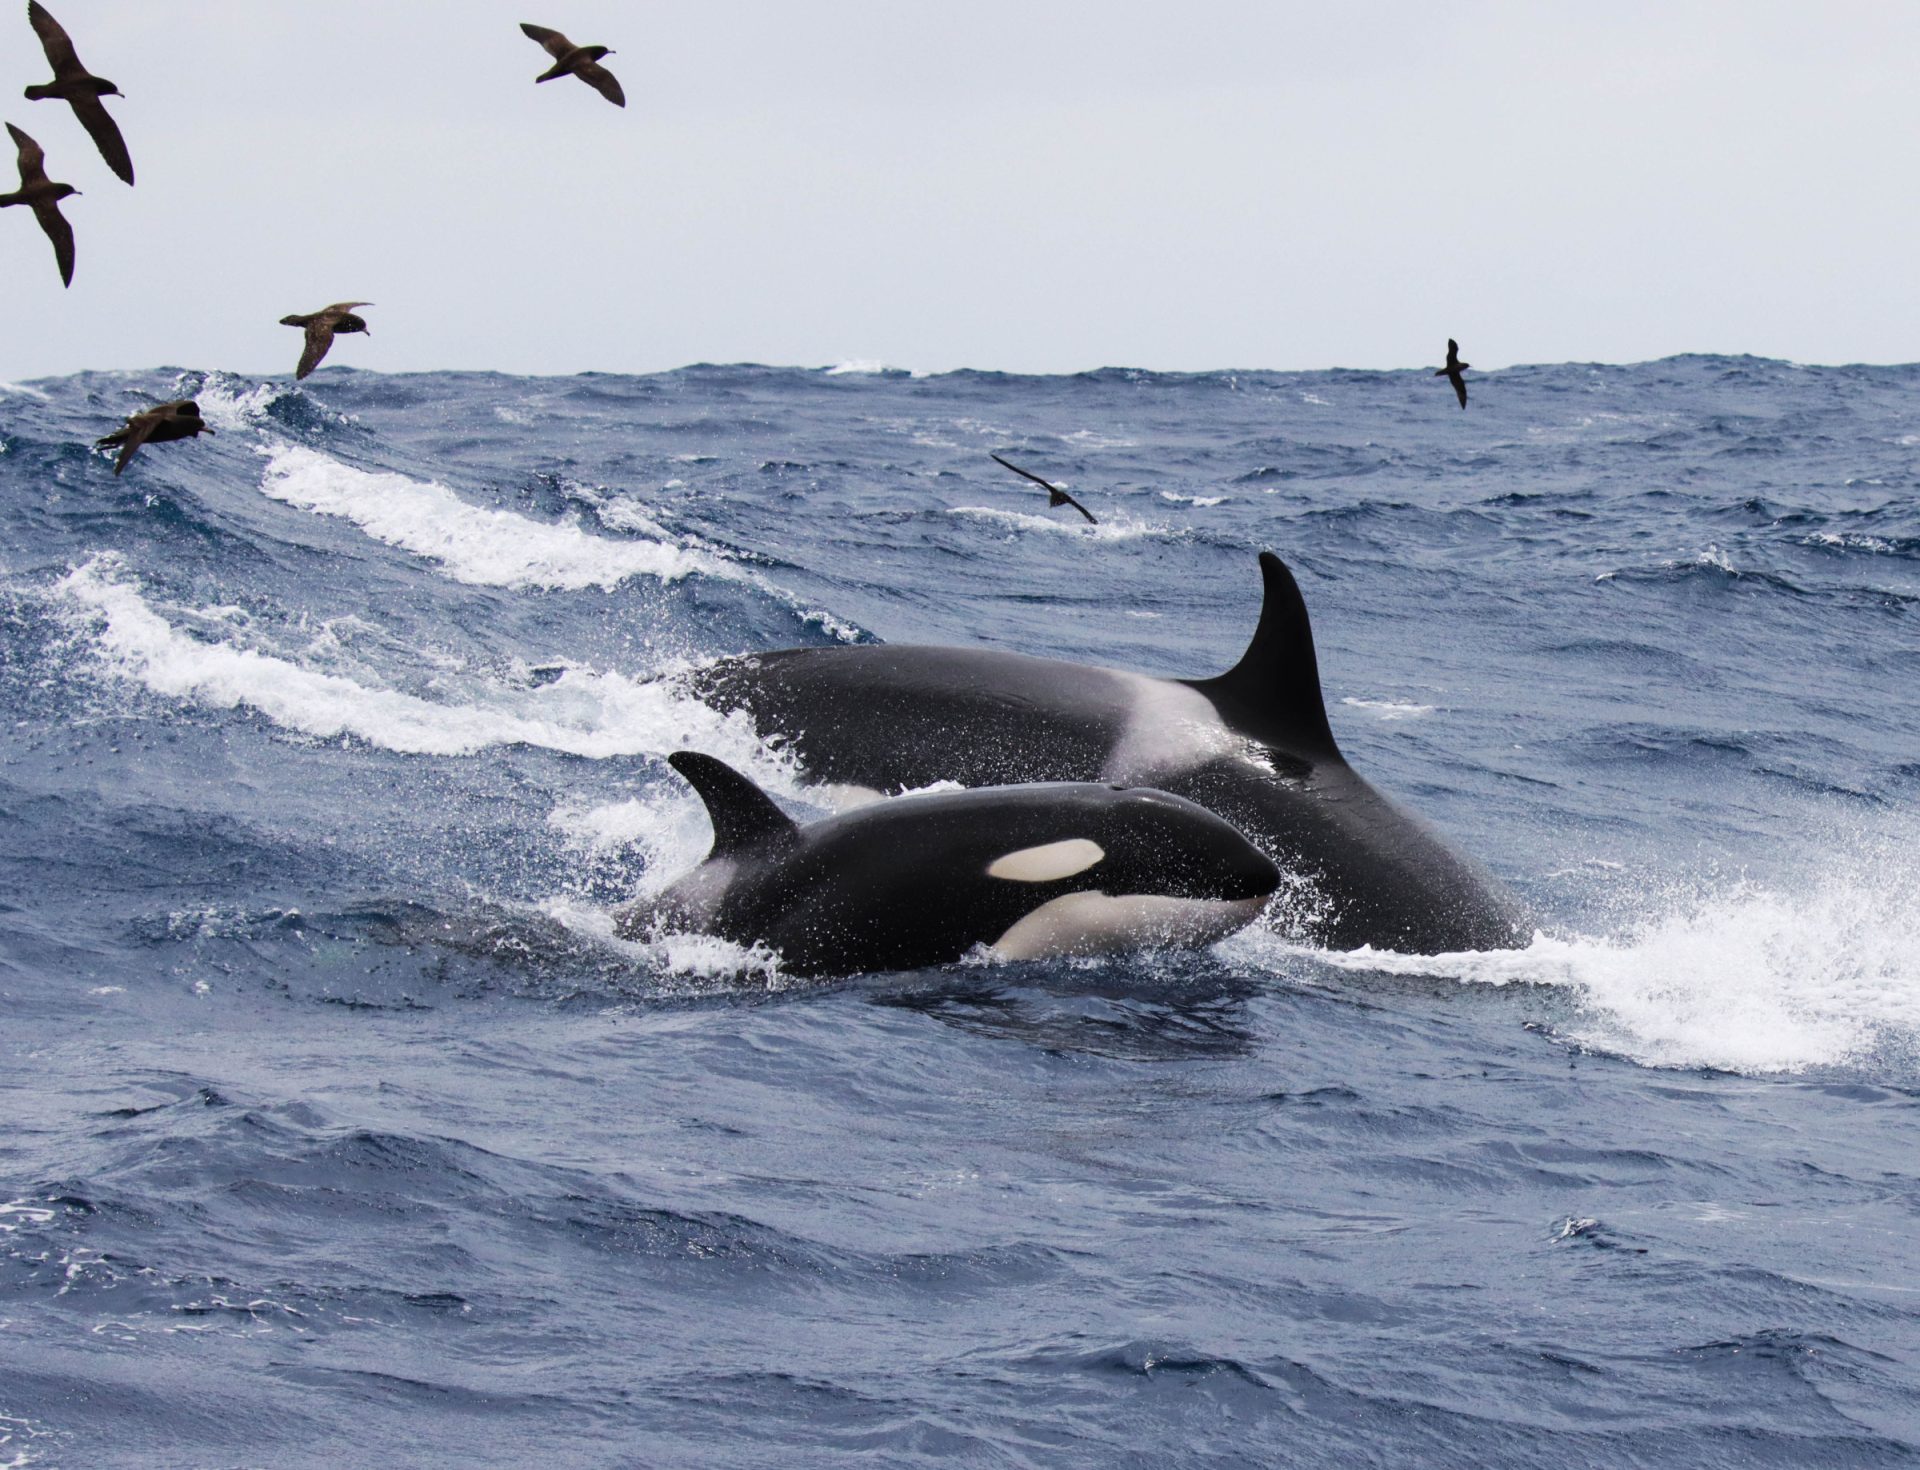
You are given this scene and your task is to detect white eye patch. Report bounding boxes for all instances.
[986,838,1105,883]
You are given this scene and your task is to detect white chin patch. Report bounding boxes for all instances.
[988,891,1268,961]
[987,838,1105,883]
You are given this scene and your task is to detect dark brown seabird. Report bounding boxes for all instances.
[279,302,374,380]
[24,2,133,186]
[990,452,1099,525]
[520,23,625,107]
[95,398,214,476]
[1,122,77,286]
[1436,337,1470,409]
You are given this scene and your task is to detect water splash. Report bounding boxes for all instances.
[53,555,793,777]
[1311,834,1920,1074]
[257,444,734,590]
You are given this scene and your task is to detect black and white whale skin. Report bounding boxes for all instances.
[687,553,1528,954]
[617,753,1282,977]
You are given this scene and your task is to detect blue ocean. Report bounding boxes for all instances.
[2,356,1916,1467]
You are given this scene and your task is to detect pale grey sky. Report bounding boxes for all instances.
[4,1,1917,380]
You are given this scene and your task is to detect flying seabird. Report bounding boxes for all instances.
[520,23,625,107]
[1,122,77,286]
[23,2,132,186]
[1436,338,1469,409]
[990,452,1098,525]
[279,302,373,380]
[95,399,214,476]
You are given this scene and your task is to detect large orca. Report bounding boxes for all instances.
[686,552,1529,954]
[619,752,1282,977]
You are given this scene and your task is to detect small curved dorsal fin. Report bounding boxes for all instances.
[1189,551,1341,759]
[668,751,799,859]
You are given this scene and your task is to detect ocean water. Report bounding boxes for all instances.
[1,356,1917,1467]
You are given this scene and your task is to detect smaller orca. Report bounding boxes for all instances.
[618,752,1281,978]
[1437,338,1469,409]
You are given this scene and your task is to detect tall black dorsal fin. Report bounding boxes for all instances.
[1189,551,1341,759]
[668,751,800,859]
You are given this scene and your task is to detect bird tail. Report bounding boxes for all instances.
[534,63,569,82]
[23,84,55,102]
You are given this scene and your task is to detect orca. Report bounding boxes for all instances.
[617,752,1282,977]
[686,552,1529,954]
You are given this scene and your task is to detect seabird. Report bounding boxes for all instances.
[520,23,625,107]
[23,2,132,185]
[990,452,1098,525]
[279,302,373,380]
[95,399,214,476]
[1436,338,1469,409]
[0,122,77,286]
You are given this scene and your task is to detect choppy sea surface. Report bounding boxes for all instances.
[2,356,1917,1467]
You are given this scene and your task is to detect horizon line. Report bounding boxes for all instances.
[10,350,1920,389]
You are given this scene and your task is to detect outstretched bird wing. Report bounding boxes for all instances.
[576,59,625,106]
[26,2,84,79]
[8,123,49,188]
[1053,488,1098,523]
[102,412,157,476]
[990,452,1098,524]
[1451,371,1468,409]
[1447,338,1459,360]
[321,301,372,319]
[520,22,573,58]
[69,93,132,185]
[296,321,336,379]
[32,201,74,287]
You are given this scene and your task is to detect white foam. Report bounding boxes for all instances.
[0,1199,57,1233]
[549,798,664,853]
[0,380,50,401]
[55,556,795,773]
[1340,697,1436,721]
[950,505,1176,543]
[538,895,790,989]
[1680,544,1736,574]
[548,787,721,902]
[1807,531,1897,555]
[825,359,895,376]
[952,417,1015,440]
[0,1408,51,1469]
[636,928,790,987]
[257,445,732,590]
[1306,840,1920,1075]
[796,606,863,644]
[191,378,291,431]
[584,495,673,541]
[1160,491,1227,507]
